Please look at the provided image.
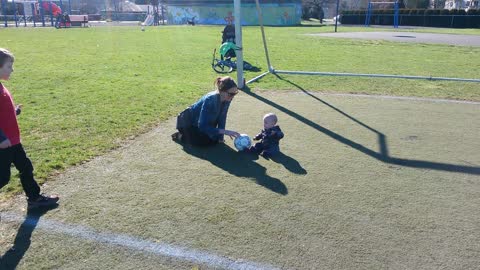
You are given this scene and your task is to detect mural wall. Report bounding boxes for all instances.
[166,3,302,26]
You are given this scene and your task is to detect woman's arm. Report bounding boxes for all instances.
[197,96,219,137]
[217,102,230,131]
[197,94,239,141]
[218,129,240,139]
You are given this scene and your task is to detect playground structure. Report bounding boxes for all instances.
[1,0,168,28]
[1,0,73,27]
[142,0,166,26]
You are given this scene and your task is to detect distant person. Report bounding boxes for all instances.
[172,76,240,146]
[64,13,71,25]
[319,7,325,24]
[55,13,71,28]
[222,23,235,44]
[0,48,59,208]
[153,11,159,26]
[248,113,284,158]
[187,16,196,26]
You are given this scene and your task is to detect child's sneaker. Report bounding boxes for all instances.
[27,194,59,208]
[246,146,260,155]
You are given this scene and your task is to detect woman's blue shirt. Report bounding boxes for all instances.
[189,91,230,140]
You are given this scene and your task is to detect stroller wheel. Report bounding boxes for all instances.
[212,61,233,74]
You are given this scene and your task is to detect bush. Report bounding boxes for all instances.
[428,9,442,27]
[439,9,450,16]
[467,9,478,15]
[337,8,477,28]
[424,9,434,15]
[467,9,480,28]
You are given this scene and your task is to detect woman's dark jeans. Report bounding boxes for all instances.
[179,126,218,147]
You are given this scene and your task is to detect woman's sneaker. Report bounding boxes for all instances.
[171,132,182,142]
[27,194,59,208]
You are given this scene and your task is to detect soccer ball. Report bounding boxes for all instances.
[234,134,252,151]
[141,27,145,31]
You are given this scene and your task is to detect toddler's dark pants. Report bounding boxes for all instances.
[0,144,40,200]
[250,142,280,158]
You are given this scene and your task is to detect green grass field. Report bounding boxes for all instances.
[0,25,479,269]
[0,25,479,195]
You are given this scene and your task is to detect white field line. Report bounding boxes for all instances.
[2,212,281,270]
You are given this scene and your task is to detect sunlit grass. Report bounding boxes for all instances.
[0,25,478,196]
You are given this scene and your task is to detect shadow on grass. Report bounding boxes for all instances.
[243,76,480,176]
[269,152,307,175]
[246,66,262,73]
[180,142,288,195]
[0,204,58,270]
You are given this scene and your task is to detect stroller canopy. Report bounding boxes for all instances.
[219,42,238,58]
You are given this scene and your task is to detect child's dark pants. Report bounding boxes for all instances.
[0,144,40,200]
[250,142,280,158]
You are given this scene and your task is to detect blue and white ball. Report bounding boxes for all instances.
[234,134,252,151]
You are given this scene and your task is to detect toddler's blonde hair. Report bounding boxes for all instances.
[0,48,14,67]
[263,113,278,125]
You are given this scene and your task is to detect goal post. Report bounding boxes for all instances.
[244,0,480,85]
[234,0,245,88]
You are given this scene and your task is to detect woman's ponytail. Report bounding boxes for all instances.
[215,76,237,92]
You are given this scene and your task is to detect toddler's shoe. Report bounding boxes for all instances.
[261,152,272,160]
[244,146,257,154]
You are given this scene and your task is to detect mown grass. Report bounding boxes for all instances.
[0,25,479,196]
[2,91,479,269]
[305,20,480,35]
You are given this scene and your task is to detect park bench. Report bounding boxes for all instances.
[69,15,88,27]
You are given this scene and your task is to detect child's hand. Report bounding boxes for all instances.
[0,138,12,149]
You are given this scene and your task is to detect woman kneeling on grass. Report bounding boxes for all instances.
[172,76,240,146]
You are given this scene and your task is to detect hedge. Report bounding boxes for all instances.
[341,9,480,28]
